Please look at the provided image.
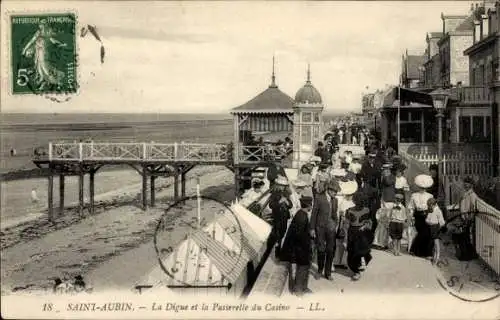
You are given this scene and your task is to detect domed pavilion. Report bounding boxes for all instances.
[292,64,325,169]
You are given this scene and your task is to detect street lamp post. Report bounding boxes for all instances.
[430,88,449,180]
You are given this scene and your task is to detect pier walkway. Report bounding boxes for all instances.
[32,141,291,220]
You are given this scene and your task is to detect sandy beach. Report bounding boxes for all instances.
[0,165,236,295]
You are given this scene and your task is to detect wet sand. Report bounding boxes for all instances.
[1,167,235,295]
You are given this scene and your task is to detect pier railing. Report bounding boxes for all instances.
[44,142,232,163]
[35,142,294,164]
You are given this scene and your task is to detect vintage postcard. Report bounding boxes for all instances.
[1,1,499,319]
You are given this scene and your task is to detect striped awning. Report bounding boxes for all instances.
[238,114,293,132]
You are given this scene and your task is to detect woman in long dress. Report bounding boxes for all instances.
[408,175,435,258]
[344,192,373,281]
[22,19,67,90]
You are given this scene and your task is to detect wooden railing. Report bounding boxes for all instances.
[40,142,231,163]
[238,145,292,163]
[413,152,492,178]
[403,149,499,277]
[450,86,492,104]
[445,177,500,276]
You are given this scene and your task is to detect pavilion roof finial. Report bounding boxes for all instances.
[307,63,311,83]
[269,55,277,88]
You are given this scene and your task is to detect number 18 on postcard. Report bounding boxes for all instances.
[10,13,77,95]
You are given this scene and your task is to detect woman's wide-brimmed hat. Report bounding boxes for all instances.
[414,174,434,189]
[275,175,289,186]
[340,180,358,195]
[331,168,346,177]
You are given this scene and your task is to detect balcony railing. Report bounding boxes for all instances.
[238,145,292,163]
[451,86,492,105]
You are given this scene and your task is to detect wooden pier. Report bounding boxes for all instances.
[33,141,291,221]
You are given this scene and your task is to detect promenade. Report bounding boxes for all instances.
[250,152,500,317]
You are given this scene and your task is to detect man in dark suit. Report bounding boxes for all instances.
[314,141,331,165]
[360,153,380,190]
[359,179,379,242]
[280,196,314,296]
[311,181,339,281]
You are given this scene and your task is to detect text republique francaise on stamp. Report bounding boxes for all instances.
[10,13,77,95]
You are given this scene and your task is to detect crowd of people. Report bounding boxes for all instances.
[243,135,454,297]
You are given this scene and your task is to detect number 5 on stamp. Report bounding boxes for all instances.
[10,13,77,95]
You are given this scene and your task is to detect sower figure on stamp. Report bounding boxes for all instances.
[280,196,314,296]
[311,180,339,281]
[22,19,67,90]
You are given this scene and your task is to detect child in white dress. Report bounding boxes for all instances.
[373,207,390,249]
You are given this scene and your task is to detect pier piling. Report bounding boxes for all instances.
[79,168,84,217]
[59,174,65,217]
[181,171,186,198]
[142,165,148,211]
[48,170,54,222]
[150,176,156,207]
[174,167,179,200]
[89,170,95,215]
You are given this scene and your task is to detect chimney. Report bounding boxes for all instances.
[474,20,481,42]
[482,14,489,37]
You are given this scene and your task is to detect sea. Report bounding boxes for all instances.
[0,113,235,174]
[0,112,339,174]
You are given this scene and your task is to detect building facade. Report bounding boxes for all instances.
[424,32,444,88]
[438,14,474,87]
[463,1,500,174]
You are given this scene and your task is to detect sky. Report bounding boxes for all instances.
[1,1,472,114]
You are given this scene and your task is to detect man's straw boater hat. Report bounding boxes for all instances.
[309,156,322,163]
[275,175,289,186]
[382,163,393,169]
[339,180,358,196]
[395,193,404,200]
[414,174,433,189]
[291,179,307,188]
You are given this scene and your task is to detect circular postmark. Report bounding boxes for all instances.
[153,195,245,288]
[434,210,500,303]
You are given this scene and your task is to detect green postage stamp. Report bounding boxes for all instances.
[10,13,77,95]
